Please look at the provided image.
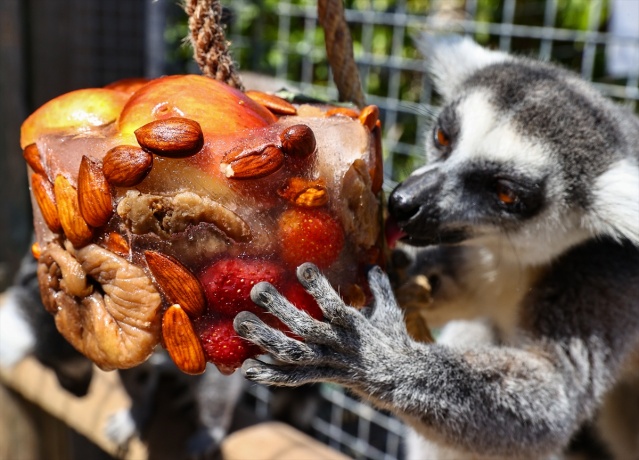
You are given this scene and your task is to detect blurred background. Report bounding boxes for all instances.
[0,0,637,458]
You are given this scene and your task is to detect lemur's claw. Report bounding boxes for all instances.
[234,310,321,364]
[235,264,406,387]
[240,358,349,386]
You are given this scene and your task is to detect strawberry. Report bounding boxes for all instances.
[199,257,285,317]
[194,313,262,374]
[196,256,325,371]
[281,280,323,321]
[262,280,323,340]
[277,207,345,269]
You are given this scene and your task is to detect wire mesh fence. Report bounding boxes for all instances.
[243,382,407,460]
[225,0,639,188]
[221,1,639,458]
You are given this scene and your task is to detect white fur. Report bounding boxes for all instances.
[409,162,441,179]
[417,35,511,100]
[104,409,138,446]
[471,212,592,267]
[586,158,639,246]
[437,319,497,348]
[0,289,35,368]
[448,91,552,171]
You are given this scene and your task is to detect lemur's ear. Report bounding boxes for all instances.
[414,34,510,101]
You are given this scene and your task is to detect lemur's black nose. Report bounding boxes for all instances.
[388,186,421,223]
[388,166,443,223]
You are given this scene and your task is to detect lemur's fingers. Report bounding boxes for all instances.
[241,358,349,387]
[234,311,326,364]
[249,281,344,345]
[296,263,355,327]
[367,266,406,330]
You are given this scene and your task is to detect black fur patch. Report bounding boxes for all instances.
[465,61,623,209]
[459,159,548,223]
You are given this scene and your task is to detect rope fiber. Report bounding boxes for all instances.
[318,0,366,108]
[185,0,364,107]
[184,0,244,90]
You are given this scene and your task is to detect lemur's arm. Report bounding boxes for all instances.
[235,240,639,457]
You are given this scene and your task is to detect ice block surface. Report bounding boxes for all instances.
[21,74,383,374]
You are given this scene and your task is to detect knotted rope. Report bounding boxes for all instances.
[184,0,244,90]
[318,0,366,108]
[185,0,364,107]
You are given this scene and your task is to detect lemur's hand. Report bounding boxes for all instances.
[234,263,414,387]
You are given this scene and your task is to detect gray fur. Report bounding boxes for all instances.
[235,37,639,459]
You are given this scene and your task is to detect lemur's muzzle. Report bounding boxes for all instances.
[388,165,445,245]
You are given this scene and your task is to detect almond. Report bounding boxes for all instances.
[343,283,367,308]
[23,143,46,175]
[103,145,153,187]
[279,124,316,159]
[78,156,113,227]
[404,307,435,344]
[104,232,130,257]
[145,250,206,318]
[326,106,359,119]
[278,177,328,208]
[31,173,61,233]
[358,105,379,131]
[54,174,94,248]
[162,304,206,375]
[220,145,284,180]
[31,242,41,260]
[245,90,297,115]
[135,117,204,158]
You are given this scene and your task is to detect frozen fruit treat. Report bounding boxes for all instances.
[21,74,383,374]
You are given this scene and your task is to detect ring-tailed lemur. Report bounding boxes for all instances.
[233,36,639,459]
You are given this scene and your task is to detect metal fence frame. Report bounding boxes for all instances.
[227,0,638,187]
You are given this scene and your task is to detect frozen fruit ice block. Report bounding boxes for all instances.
[21,74,383,374]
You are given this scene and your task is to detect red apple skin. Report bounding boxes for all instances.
[117,74,277,137]
[104,78,150,95]
[20,88,130,148]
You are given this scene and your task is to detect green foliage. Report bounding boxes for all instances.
[164,12,191,71]
[165,1,618,182]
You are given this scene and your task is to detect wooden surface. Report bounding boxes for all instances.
[222,422,349,460]
[0,357,148,459]
[0,356,349,460]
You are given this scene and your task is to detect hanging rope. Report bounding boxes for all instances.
[184,0,244,90]
[185,0,364,105]
[317,0,366,108]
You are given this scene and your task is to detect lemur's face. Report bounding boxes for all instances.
[389,89,560,263]
[388,57,634,265]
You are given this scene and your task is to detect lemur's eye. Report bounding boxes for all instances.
[495,180,519,205]
[434,127,450,149]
